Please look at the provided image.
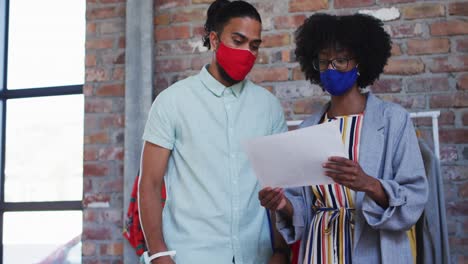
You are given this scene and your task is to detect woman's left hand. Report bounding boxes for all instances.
[322,156,374,192]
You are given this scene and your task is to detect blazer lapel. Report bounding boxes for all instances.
[299,102,329,128]
[353,92,385,250]
[302,93,386,252]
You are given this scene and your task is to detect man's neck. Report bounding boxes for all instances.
[208,61,235,87]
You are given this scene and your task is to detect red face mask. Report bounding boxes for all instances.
[216,42,256,81]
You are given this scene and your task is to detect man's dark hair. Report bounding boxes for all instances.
[202,0,262,49]
[295,13,392,88]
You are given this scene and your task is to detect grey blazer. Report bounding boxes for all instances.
[276,92,428,264]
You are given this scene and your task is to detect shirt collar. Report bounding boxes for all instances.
[199,65,245,98]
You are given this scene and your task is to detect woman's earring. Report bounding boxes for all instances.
[357,71,360,76]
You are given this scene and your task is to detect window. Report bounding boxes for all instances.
[0,0,84,263]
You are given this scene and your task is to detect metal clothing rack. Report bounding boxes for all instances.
[409,111,441,159]
[286,110,441,159]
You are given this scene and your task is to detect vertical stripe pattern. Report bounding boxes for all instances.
[303,113,364,264]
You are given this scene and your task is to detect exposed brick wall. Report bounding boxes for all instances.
[153,0,468,263]
[83,0,126,263]
[82,0,467,263]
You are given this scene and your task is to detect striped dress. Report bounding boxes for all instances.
[303,113,363,264]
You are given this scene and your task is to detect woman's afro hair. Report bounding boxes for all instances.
[295,13,392,88]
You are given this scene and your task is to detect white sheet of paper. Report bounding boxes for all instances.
[242,120,347,188]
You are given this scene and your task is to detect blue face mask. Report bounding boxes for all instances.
[320,67,358,96]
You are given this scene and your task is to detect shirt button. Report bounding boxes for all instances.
[231,153,235,158]
[226,105,231,109]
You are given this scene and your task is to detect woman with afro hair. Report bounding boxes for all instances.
[259,13,428,263]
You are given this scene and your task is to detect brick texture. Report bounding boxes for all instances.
[384,58,425,75]
[431,20,468,36]
[407,38,450,55]
[289,0,328,12]
[84,1,468,263]
[261,32,291,48]
[385,23,423,39]
[274,15,306,30]
[84,0,125,263]
[458,73,468,90]
[449,2,468,16]
[402,3,445,20]
[334,0,375,9]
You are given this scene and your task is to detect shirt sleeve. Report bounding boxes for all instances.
[361,112,428,231]
[142,90,176,150]
[271,97,288,134]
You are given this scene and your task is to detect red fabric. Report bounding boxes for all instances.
[290,240,301,264]
[216,42,256,81]
[124,174,297,260]
[123,174,166,256]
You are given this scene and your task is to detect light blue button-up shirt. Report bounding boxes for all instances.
[142,65,287,264]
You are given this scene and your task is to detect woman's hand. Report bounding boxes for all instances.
[258,187,287,211]
[322,156,373,192]
[259,187,295,219]
[323,156,389,208]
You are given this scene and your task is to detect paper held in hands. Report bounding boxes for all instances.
[242,120,346,188]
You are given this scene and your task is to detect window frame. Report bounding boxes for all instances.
[0,0,83,260]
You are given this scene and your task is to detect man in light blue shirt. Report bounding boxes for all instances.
[138,1,288,264]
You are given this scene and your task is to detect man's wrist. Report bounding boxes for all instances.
[143,250,176,264]
[148,241,169,255]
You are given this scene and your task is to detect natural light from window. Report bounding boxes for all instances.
[3,0,85,263]
[7,0,85,89]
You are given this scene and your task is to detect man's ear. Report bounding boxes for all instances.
[209,31,219,51]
